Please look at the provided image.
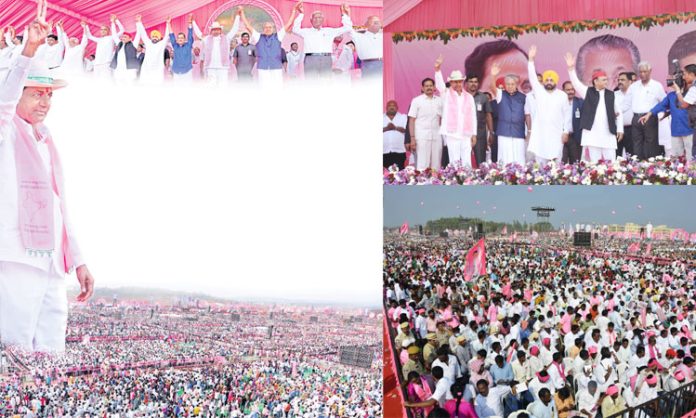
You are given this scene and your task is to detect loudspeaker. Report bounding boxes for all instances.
[573,232,592,247]
[419,225,424,235]
[476,223,484,233]
[439,231,449,238]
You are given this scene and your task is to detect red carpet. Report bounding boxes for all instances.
[383,316,408,418]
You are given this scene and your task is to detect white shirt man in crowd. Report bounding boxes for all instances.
[408,77,443,171]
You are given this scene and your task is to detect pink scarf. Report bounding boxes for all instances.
[14,117,74,274]
[553,361,566,380]
[445,87,475,135]
[408,377,434,417]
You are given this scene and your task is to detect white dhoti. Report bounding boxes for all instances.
[498,136,526,166]
[172,71,193,84]
[113,68,138,84]
[0,261,68,352]
[138,70,165,85]
[257,69,283,90]
[445,135,472,168]
[415,139,442,171]
[92,63,111,78]
[584,146,616,163]
[206,68,229,86]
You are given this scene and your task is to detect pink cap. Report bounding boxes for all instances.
[530,346,540,355]
[675,371,686,381]
[606,385,619,396]
[646,374,658,385]
[537,372,550,383]
[677,313,684,321]
[543,338,551,345]
[589,346,598,354]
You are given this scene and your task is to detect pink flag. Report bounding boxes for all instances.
[627,242,640,254]
[463,238,486,281]
[502,225,508,235]
[645,243,652,256]
[399,222,409,235]
[530,231,538,242]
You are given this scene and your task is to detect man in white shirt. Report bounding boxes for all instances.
[577,380,600,418]
[474,379,516,418]
[193,10,240,86]
[286,42,303,79]
[343,10,382,78]
[57,21,88,78]
[527,388,558,418]
[383,100,407,170]
[565,52,624,163]
[526,45,570,164]
[623,61,667,159]
[86,15,122,78]
[432,347,462,383]
[0,0,94,353]
[35,24,65,72]
[408,77,443,171]
[291,1,352,79]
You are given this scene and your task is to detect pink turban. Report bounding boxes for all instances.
[606,385,619,396]
[646,374,658,385]
[530,346,540,355]
[589,346,598,355]
[675,371,686,382]
[542,338,551,346]
[537,372,550,383]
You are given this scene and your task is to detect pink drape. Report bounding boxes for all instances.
[384,0,423,27]
[385,0,696,33]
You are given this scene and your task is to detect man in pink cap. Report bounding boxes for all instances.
[528,345,544,375]
[565,52,624,163]
[0,0,94,353]
[528,370,555,402]
[633,373,659,405]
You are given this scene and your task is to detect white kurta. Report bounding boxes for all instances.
[136,22,171,85]
[59,30,88,77]
[569,69,623,149]
[526,61,570,160]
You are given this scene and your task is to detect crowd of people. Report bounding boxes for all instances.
[384,232,696,418]
[384,44,696,172]
[0,301,382,417]
[0,1,382,88]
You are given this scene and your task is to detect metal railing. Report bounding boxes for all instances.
[605,380,696,418]
[384,303,414,418]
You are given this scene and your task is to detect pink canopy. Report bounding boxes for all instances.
[1,0,381,48]
[384,0,696,106]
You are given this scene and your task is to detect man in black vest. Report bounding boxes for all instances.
[566,52,624,163]
[110,31,140,83]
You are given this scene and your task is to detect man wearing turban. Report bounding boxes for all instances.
[135,15,171,85]
[526,45,571,164]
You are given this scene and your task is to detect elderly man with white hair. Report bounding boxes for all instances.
[291,1,353,79]
[434,54,477,168]
[490,63,529,166]
[85,14,123,78]
[622,61,667,159]
[341,6,382,78]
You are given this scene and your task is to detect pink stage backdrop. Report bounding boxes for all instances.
[388,21,696,111]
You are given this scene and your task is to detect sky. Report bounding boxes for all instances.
[47,79,382,307]
[384,186,696,230]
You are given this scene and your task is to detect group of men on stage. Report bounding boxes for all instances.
[0,1,383,88]
[384,45,696,171]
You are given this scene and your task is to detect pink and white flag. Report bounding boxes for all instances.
[399,222,409,235]
[463,238,486,282]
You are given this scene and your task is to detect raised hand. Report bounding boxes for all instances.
[528,45,537,61]
[80,19,87,27]
[110,14,117,22]
[166,16,171,25]
[491,62,501,76]
[296,1,304,14]
[434,53,443,71]
[188,13,194,24]
[564,52,575,69]
[135,14,142,23]
[343,4,351,16]
[24,0,50,54]
[236,7,243,16]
